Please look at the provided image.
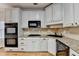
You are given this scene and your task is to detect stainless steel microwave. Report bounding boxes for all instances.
[28,21,41,28]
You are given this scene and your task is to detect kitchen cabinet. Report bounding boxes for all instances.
[40,38,48,51]
[32,39,41,51]
[21,11,29,28]
[5,8,12,23]
[22,10,45,28]
[18,38,48,52]
[0,21,4,47]
[5,48,19,51]
[52,3,62,24]
[70,49,79,56]
[48,38,56,55]
[74,3,79,26]
[0,8,21,23]
[19,38,42,51]
[63,3,75,27]
[39,11,46,28]
[12,8,21,23]
[0,8,5,21]
[19,38,33,51]
[63,3,79,27]
[45,4,53,25]
[45,3,63,26]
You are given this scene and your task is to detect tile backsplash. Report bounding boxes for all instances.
[22,28,63,36]
[22,27,79,35]
[63,27,79,35]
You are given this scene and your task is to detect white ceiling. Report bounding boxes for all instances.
[7,3,50,9]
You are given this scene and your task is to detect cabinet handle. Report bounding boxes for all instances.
[21,48,24,50]
[21,43,24,44]
[72,23,73,25]
[21,39,24,40]
[75,22,77,25]
[10,49,12,51]
[43,39,46,40]
[72,54,76,56]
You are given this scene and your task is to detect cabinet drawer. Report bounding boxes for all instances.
[5,48,19,51]
[19,45,33,51]
[19,47,26,51]
[18,38,26,41]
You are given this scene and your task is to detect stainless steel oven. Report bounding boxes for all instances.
[5,23,18,47]
[28,21,41,28]
[5,23,18,35]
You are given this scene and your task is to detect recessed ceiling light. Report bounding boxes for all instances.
[33,3,38,5]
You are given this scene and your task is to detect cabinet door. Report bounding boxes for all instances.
[45,5,53,25]
[33,39,41,51]
[53,3,62,23]
[12,8,20,22]
[21,19,28,28]
[74,3,79,26]
[40,11,46,28]
[63,3,75,27]
[25,39,33,51]
[48,38,56,55]
[5,8,12,23]
[40,38,48,51]
[22,11,29,28]
[0,8,5,21]
[0,21,4,38]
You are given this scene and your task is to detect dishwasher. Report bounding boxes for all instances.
[56,40,69,56]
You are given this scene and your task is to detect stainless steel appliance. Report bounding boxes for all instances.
[56,40,69,56]
[28,21,41,28]
[5,23,18,47]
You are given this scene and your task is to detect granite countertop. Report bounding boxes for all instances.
[58,36,79,54]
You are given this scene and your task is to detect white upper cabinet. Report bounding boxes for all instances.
[74,3,79,26]
[52,3,62,24]
[0,8,5,21]
[0,21,4,38]
[0,7,21,23]
[63,3,79,27]
[22,10,45,28]
[12,8,21,23]
[63,3,75,27]
[45,3,63,26]
[5,8,12,23]
[45,4,53,25]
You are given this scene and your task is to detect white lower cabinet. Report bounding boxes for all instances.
[18,38,48,52]
[40,38,48,51]
[48,38,56,55]
[70,49,79,56]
